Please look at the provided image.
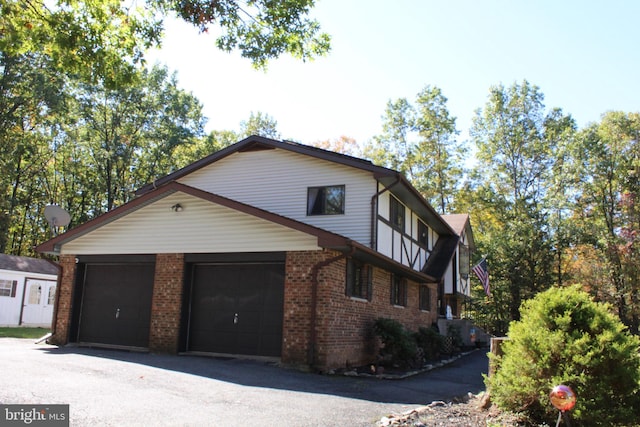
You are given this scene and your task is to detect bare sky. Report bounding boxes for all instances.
[146,0,640,144]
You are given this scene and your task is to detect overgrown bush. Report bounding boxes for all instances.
[487,285,640,426]
[373,318,417,367]
[413,326,444,360]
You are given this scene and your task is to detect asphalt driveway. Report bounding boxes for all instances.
[0,338,488,426]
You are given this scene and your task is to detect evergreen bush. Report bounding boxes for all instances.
[486,285,640,426]
[373,318,417,367]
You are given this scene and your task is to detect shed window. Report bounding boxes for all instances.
[307,185,345,215]
[390,196,405,232]
[48,286,56,305]
[346,259,372,301]
[28,284,42,304]
[0,280,17,298]
[391,274,407,307]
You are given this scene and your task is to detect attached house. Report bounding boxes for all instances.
[0,253,59,327]
[37,136,475,371]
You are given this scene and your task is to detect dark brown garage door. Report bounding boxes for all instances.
[188,262,284,357]
[77,263,155,349]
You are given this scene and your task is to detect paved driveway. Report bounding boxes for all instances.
[0,338,487,426]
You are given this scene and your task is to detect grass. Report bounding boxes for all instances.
[0,327,51,339]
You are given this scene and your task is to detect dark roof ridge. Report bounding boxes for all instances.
[136,135,396,196]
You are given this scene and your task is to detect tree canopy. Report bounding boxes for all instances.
[0,0,331,87]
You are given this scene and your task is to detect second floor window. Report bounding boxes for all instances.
[307,185,345,215]
[390,196,405,232]
[418,220,429,247]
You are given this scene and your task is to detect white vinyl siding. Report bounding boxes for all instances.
[444,262,454,294]
[61,193,320,255]
[178,149,375,245]
[0,271,57,327]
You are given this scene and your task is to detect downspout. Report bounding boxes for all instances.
[370,175,402,249]
[309,246,355,369]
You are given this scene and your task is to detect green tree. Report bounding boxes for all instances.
[239,111,280,139]
[468,80,575,326]
[59,65,205,213]
[363,85,463,213]
[0,52,66,254]
[412,86,464,214]
[1,0,330,86]
[173,129,239,168]
[567,112,640,333]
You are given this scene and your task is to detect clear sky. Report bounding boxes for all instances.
[146,0,640,144]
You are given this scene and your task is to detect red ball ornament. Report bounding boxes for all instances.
[550,385,576,411]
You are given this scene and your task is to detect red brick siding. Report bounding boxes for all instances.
[283,250,438,371]
[49,255,76,346]
[282,250,328,367]
[149,253,184,353]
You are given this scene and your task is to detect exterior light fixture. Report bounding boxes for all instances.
[171,203,183,212]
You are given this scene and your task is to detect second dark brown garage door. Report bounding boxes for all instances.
[187,262,285,357]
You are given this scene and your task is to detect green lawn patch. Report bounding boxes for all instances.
[0,327,51,339]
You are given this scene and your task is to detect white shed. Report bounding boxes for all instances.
[0,254,59,327]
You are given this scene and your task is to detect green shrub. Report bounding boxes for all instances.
[487,285,640,426]
[373,318,417,367]
[413,326,444,360]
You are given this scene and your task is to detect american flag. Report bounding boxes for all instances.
[472,258,490,297]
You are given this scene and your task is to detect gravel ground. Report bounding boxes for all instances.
[378,393,529,426]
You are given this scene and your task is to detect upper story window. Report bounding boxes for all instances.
[346,258,372,301]
[390,196,405,232]
[307,185,345,215]
[418,219,429,247]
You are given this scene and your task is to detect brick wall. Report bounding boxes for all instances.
[282,250,328,367]
[283,250,439,371]
[317,265,438,370]
[48,255,76,346]
[149,253,184,353]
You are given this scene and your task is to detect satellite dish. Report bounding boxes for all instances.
[44,205,71,228]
